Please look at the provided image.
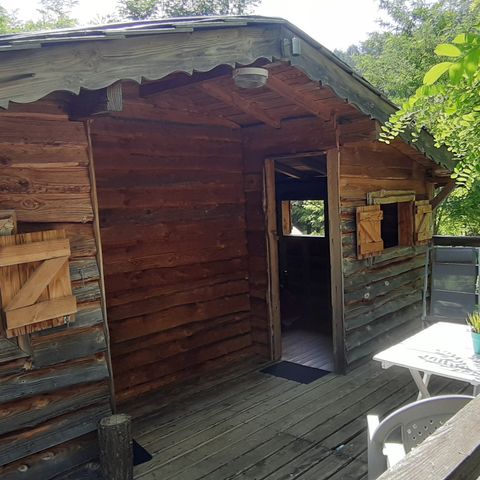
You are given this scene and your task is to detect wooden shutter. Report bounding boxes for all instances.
[0,229,77,337]
[356,205,384,259]
[415,200,433,244]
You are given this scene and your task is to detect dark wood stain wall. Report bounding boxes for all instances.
[0,101,112,479]
[91,108,254,402]
[340,142,429,366]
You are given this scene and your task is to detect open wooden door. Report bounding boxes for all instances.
[264,152,345,372]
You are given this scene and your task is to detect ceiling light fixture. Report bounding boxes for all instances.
[233,67,269,89]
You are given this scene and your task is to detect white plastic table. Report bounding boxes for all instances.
[374,322,480,399]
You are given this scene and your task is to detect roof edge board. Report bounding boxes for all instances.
[0,17,454,170]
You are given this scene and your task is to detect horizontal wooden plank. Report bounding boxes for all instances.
[0,166,90,194]
[18,223,96,258]
[0,143,89,167]
[108,278,248,320]
[96,170,242,189]
[110,294,251,343]
[0,194,94,223]
[99,203,244,227]
[30,325,106,367]
[73,281,102,304]
[98,185,245,209]
[0,402,110,467]
[0,117,88,145]
[117,345,255,403]
[94,152,243,172]
[0,434,98,480]
[104,257,247,294]
[103,244,248,275]
[112,312,250,357]
[102,228,246,264]
[0,239,70,266]
[114,318,251,376]
[0,354,109,404]
[116,334,253,392]
[6,295,77,331]
[0,381,109,435]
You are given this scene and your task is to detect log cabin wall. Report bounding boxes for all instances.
[0,98,112,479]
[90,88,253,402]
[340,142,429,367]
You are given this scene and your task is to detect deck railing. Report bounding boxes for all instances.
[378,394,480,480]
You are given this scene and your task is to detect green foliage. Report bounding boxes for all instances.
[467,309,480,332]
[435,179,480,234]
[381,23,480,191]
[340,0,480,103]
[117,0,160,19]
[0,0,78,33]
[291,200,325,236]
[117,0,260,20]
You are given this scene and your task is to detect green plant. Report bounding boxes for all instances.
[467,310,480,333]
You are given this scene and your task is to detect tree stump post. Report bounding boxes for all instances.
[98,413,133,480]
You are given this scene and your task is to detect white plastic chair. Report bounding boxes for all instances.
[367,394,473,480]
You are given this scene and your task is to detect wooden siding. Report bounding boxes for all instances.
[0,101,112,479]
[91,111,254,403]
[340,143,429,366]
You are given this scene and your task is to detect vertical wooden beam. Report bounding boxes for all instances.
[84,120,117,412]
[327,147,346,373]
[264,158,282,361]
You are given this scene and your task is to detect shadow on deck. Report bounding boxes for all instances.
[121,358,471,480]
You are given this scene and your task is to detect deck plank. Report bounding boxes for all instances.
[130,360,472,480]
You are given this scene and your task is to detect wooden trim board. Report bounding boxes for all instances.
[264,158,282,361]
[327,147,346,373]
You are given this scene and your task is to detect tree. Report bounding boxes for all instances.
[117,0,260,20]
[338,0,480,103]
[0,0,78,33]
[382,24,480,189]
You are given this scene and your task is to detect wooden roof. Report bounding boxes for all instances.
[0,16,454,170]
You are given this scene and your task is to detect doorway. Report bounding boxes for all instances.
[265,153,334,372]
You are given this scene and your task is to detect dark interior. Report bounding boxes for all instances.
[274,155,333,371]
[381,203,400,249]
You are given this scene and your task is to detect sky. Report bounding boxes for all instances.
[0,0,386,50]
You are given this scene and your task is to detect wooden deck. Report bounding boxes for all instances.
[122,358,471,480]
[282,329,334,371]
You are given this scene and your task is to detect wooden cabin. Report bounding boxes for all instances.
[0,16,454,478]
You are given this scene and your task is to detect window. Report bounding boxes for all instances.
[356,191,431,259]
[281,200,325,237]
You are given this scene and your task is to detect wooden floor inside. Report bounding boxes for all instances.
[282,329,334,371]
[123,357,471,480]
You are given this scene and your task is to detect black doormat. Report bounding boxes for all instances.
[133,439,152,466]
[260,361,330,384]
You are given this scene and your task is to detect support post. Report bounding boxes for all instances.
[98,414,133,480]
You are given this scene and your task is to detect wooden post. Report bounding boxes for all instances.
[326,146,346,374]
[98,414,133,480]
[264,158,282,361]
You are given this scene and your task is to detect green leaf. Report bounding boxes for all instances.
[435,43,462,57]
[453,34,467,44]
[423,62,452,85]
[463,49,480,76]
[448,62,464,84]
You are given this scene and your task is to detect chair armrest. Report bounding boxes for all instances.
[367,414,380,443]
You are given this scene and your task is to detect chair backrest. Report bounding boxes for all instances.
[368,395,473,480]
